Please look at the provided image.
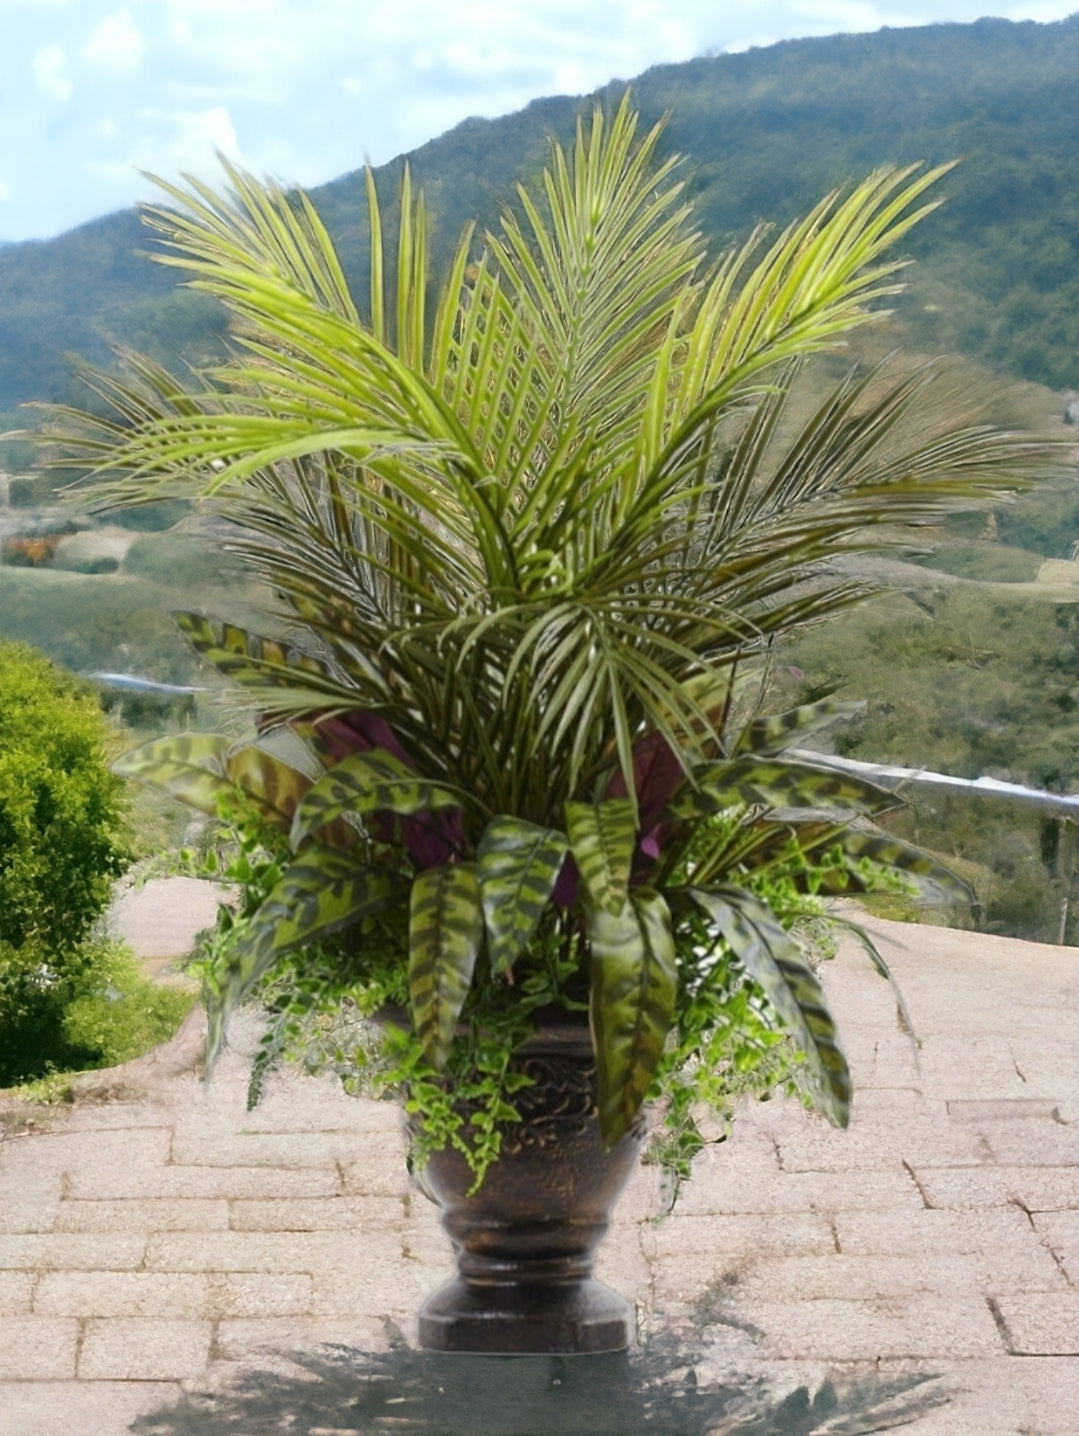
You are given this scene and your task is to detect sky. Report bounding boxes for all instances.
[1,0,1076,243]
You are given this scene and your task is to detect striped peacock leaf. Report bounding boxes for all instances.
[672,756,900,820]
[112,733,233,816]
[205,849,408,1069]
[477,816,569,975]
[796,824,973,902]
[589,888,677,1147]
[409,862,484,1069]
[689,885,850,1127]
[565,798,637,915]
[291,748,463,850]
[172,611,361,707]
[732,699,868,758]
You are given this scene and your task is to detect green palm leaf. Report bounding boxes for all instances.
[690,885,850,1126]
[589,888,677,1146]
[290,749,464,850]
[409,863,484,1069]
[206,851,407,1069]
[565,798,637,914]
[477,817,569,975]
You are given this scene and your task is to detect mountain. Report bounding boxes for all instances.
[3,14,1079,433]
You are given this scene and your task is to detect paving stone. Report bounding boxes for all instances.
[53,1197,230,1232]
[228,1194,408,1231]
[212,1314,397,1361]
[720,1250,1065,1302]
[992,1292,1079,1355]
[836,1205,1049,1257]
[309,1255,449,1315]
[0,1233,146,1270]
[0,1127,174,1178]
[35,1270,212,1317]
[170,1127,394,1168]
[912,1164,1079,1212]
[710,1296,1005,1360]
[947,1098,1069,1122]
[77,1317,213,1380]
[215,1080,402,1136]
[339,1152,414,1197]
[144,1228,404,1274]
[1032,1210,1079,1283]
[0,1272,33,1314]
[674,1159,923,1216]
[650,1211,838,1263]
[0,1380,181,1436]
[67,1160,343,1200]
[774,1114,991,1173]
[0,1317,78,1378]
[977,1118,1079,1166]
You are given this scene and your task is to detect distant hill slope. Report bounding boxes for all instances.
[3,14,1079,428]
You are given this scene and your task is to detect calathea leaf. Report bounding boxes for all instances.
[732,699,867,758]
[565,798,637,914]
[690,885,851,1127]
[225,745,316,831]
[477,817,569,974]
[204,849,407,1070]
[811,826,972,903]
[291,748,462,850]
[589,888,677,1148]
[409,862,484,1069]
[671,756,898,820]
[112,734,233,815]
[173,611,355,703]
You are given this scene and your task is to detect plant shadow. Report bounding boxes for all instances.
[129,1326,951,1435]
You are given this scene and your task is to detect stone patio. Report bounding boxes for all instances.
[0,905,1076,1434]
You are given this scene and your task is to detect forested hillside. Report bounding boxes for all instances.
[3,13,1079,448]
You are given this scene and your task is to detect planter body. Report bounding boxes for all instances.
[411,1018,645,1354]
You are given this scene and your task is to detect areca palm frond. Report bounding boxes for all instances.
[52,94,1050,821]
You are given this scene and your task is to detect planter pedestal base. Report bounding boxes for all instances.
[411,1018,644,1355]
[419,1275,632,1353]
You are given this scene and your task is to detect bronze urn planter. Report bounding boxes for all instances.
[410,1019,645,1354]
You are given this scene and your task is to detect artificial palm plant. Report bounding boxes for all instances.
[53,97,1046,1173]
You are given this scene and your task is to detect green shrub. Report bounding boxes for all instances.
[0,641,130,952]
[0,936,194,1086]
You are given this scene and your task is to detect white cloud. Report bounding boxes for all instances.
[32,43,72,102]
[0,180,10,202]
[88,106,242,192]
[83,7,146,71]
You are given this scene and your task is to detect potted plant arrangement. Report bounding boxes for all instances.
[49,97,1046,1353]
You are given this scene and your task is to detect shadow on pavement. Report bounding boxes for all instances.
[129,1327,950,1435]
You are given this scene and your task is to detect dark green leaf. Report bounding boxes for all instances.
[477,816,568,974]
[673,756,899,819]
[409,863,484,1069]
[112,734,232,815]
[589,888,677,1146]
[566,798,637,914]
[291,748,462,850]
